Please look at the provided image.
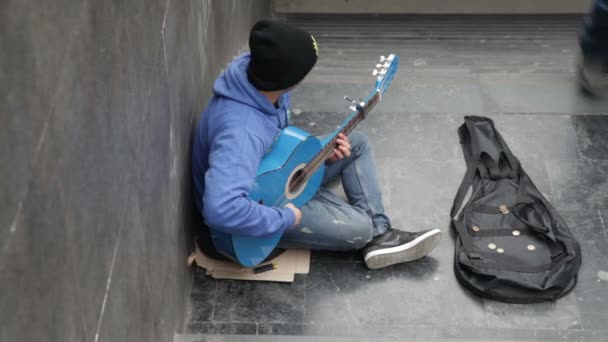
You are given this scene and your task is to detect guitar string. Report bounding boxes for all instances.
[268,126,346,208]
[276,109,363,205]
[266,80,390,209]
[268,133,339,208]
[268,90,384,209]
[268,110,363,209]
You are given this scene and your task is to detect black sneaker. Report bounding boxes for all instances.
[578,55,608,97]
[363,228,442,269]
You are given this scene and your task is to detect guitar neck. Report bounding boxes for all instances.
[303,92,381,175]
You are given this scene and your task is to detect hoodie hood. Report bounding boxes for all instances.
[213,53,281,117]
[191,53,296,239]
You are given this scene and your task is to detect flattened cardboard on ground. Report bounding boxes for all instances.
[188,239,310,282]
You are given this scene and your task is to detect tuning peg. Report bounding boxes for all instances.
[344,96,365,111]
[344,96,357,111]
[372,69,379,76]
[376,64,383,68]
[380,55,386,62]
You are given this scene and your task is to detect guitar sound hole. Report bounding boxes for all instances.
[288,169,305,194]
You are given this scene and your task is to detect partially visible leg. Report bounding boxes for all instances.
[277,187,374,250]
[282,131,442,269]
[322,131,391,236]
[581,0,608,57]
[579,0,608,96]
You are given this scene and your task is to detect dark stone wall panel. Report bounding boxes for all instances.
[0,1,270,341]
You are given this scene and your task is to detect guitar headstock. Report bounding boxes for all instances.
[372,54,400,96]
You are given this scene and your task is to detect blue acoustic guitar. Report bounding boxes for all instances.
[210,54,400,267]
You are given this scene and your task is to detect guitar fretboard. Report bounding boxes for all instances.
[300,92,381,181]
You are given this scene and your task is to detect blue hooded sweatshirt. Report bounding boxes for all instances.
[192,53,296,237]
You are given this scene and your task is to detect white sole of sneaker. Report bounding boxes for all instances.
[364,229,442,269]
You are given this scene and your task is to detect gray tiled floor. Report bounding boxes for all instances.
[183,15,608,341]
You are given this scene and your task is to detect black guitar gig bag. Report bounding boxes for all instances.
[451,116,581,303]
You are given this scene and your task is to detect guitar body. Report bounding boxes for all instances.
[210,126,326,267]
[209,53,399,267]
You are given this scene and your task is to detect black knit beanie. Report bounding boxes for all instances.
[247,19,318,91]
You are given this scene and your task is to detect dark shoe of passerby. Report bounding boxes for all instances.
[578,55,608,97]
[578,0,608,97]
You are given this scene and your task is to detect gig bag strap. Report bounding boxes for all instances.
[452,219,482,260]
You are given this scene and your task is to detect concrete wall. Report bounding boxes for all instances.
[274,0,593,14]
[0,1,268,341]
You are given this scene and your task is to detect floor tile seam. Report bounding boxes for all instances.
[309,260,438,266]
[478,299,583,332]
[547,157,608,163]
[189,320,301,325]
[190,272,216,295]
[296,24,582,28]
[570,287,587,331]
[380,157,589,165]
[307,38,579,42]
[576,136,608,158]
[210,278,218,322]
[188,320,258,325]
[575,285,608,296]
[190,289,216,295]
[596,210,608,242]
[533,327,594,335]
[542,160,557,206]
[191,321,443,328]
[572,120,586,160]
[189,290,216,300]
[189,322,593,332]
[376,157,465,164]
[182,275,197,332]
[311,41,577,45]
[534,327,589,331]
[599,211,608,237]
[204,322,523,329]
[292,111,606,116]
[300,269,308,326]
[565,216,604,229]
[548,161,608,212]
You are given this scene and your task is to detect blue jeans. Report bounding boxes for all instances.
[277,131,391,251]
[581,0,608,58]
